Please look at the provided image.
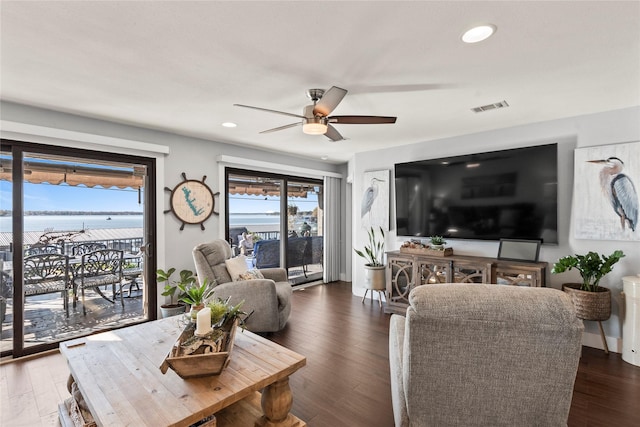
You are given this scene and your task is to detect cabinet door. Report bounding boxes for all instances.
[387,257,414,308]
[416,259,452,284]
[453,261,492,283]
[494,266,542,287]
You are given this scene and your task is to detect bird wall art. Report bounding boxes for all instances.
[574,142,640,241]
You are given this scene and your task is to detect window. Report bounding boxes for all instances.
[226,169,323,285]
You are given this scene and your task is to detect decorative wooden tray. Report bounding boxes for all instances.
[160,320,237,379]
[400,247,454,257]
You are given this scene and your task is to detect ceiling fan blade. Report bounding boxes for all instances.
[313,86,348,117]
[234,104,305,119]
[348,83,456,94]
[324,124,345,142]
[329,115,397,124]
[259,122,302,134]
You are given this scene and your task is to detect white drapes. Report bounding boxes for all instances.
[323,176,342,283]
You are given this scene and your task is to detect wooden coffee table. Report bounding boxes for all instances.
[58,317,306,426]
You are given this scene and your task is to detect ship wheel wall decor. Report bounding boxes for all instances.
[164,173,219,230]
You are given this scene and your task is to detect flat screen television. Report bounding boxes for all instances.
[394,143,558,243]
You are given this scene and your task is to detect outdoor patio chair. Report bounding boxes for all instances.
[73,249,124,315]
[24,245,62,256]
[71,242,107,257]
[121,253,143,297]
[23,253,72,317]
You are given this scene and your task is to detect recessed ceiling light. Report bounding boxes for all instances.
[461,24,496,43]
[320,155,329,160]
[222,122,237,128]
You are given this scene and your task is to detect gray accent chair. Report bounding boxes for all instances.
[192,239,292,333]
[389,284,584,427]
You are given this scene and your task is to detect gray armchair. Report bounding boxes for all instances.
[390,284,583,427]
[192,239,292,333]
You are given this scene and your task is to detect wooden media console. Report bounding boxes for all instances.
[385,251,548,314]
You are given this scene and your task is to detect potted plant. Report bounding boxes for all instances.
[429,235,446,250]
[354,226,386,292]
[157,268,196,318]
[551,250,625,353]
[179,279,215,320]
[207,296,249,331]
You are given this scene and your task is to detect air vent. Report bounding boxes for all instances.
[471,100,509,113]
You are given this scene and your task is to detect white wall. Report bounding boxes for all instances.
[351,106,640,352]
[1,101,345,315]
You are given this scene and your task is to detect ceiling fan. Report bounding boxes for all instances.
[234,86,396,142]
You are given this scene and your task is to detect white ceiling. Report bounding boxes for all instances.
[1,1,639,163]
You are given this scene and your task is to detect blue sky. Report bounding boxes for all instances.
[0,181,143,212]
[1,181,319,213]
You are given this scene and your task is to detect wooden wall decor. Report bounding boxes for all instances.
[164,173,219,230]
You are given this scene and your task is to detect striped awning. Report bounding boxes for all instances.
[227,176,312,198]
[0,159,145,189]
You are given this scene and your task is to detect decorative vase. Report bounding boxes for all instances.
[190,303,205,321]
[364,265,386,290]
[562,283,611,321]
[160,303,186,319]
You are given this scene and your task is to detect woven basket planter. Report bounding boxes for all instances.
[562,283,611,321]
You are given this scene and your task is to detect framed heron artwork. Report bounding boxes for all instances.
[573,141,639,241]
[361,169,389,230]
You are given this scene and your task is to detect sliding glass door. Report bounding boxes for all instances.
[0,140,156,357]
[226,169,323,285]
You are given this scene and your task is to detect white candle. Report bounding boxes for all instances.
[196,307,212,336]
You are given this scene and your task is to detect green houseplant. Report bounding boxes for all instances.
[355,226,386,295]
[354,226,386,267]
[551,250,625,292]
[157,268,197,318]
[207,296,249,331]
[552,250,625,354]
[179,279,215,307]
[179,279,215,320]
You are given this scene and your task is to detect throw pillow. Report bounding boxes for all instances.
[237,268,265,281]
[225,256,249,281]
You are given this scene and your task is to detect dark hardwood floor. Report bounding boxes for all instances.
[1,281,638,426]
[271,281,640,427]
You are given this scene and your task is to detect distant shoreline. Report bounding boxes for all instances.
[0,211,143,217]
[0,211,281,216]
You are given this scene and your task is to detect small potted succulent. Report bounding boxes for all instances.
[429,236,447,250]
[179,279,215,320]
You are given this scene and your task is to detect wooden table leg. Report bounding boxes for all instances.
[256,377,305,427]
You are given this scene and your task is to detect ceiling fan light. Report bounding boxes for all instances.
[302,117,328,135]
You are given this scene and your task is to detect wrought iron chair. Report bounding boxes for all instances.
[23,253,71,317]
[24,245,62,256]
[73,249,124,315]
[121,254,143,297]
[71,242,107,257]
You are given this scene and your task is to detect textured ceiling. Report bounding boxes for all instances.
[1,1,639,163]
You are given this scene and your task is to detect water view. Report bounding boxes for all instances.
[0,214,144,232]
[0,213,282,233]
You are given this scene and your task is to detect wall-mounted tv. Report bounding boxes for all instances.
[394,143,558,243]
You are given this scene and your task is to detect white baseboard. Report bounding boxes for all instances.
[581,331,622,353]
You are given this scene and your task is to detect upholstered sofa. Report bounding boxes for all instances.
[389,284,583,427]
[192,239,292,333]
